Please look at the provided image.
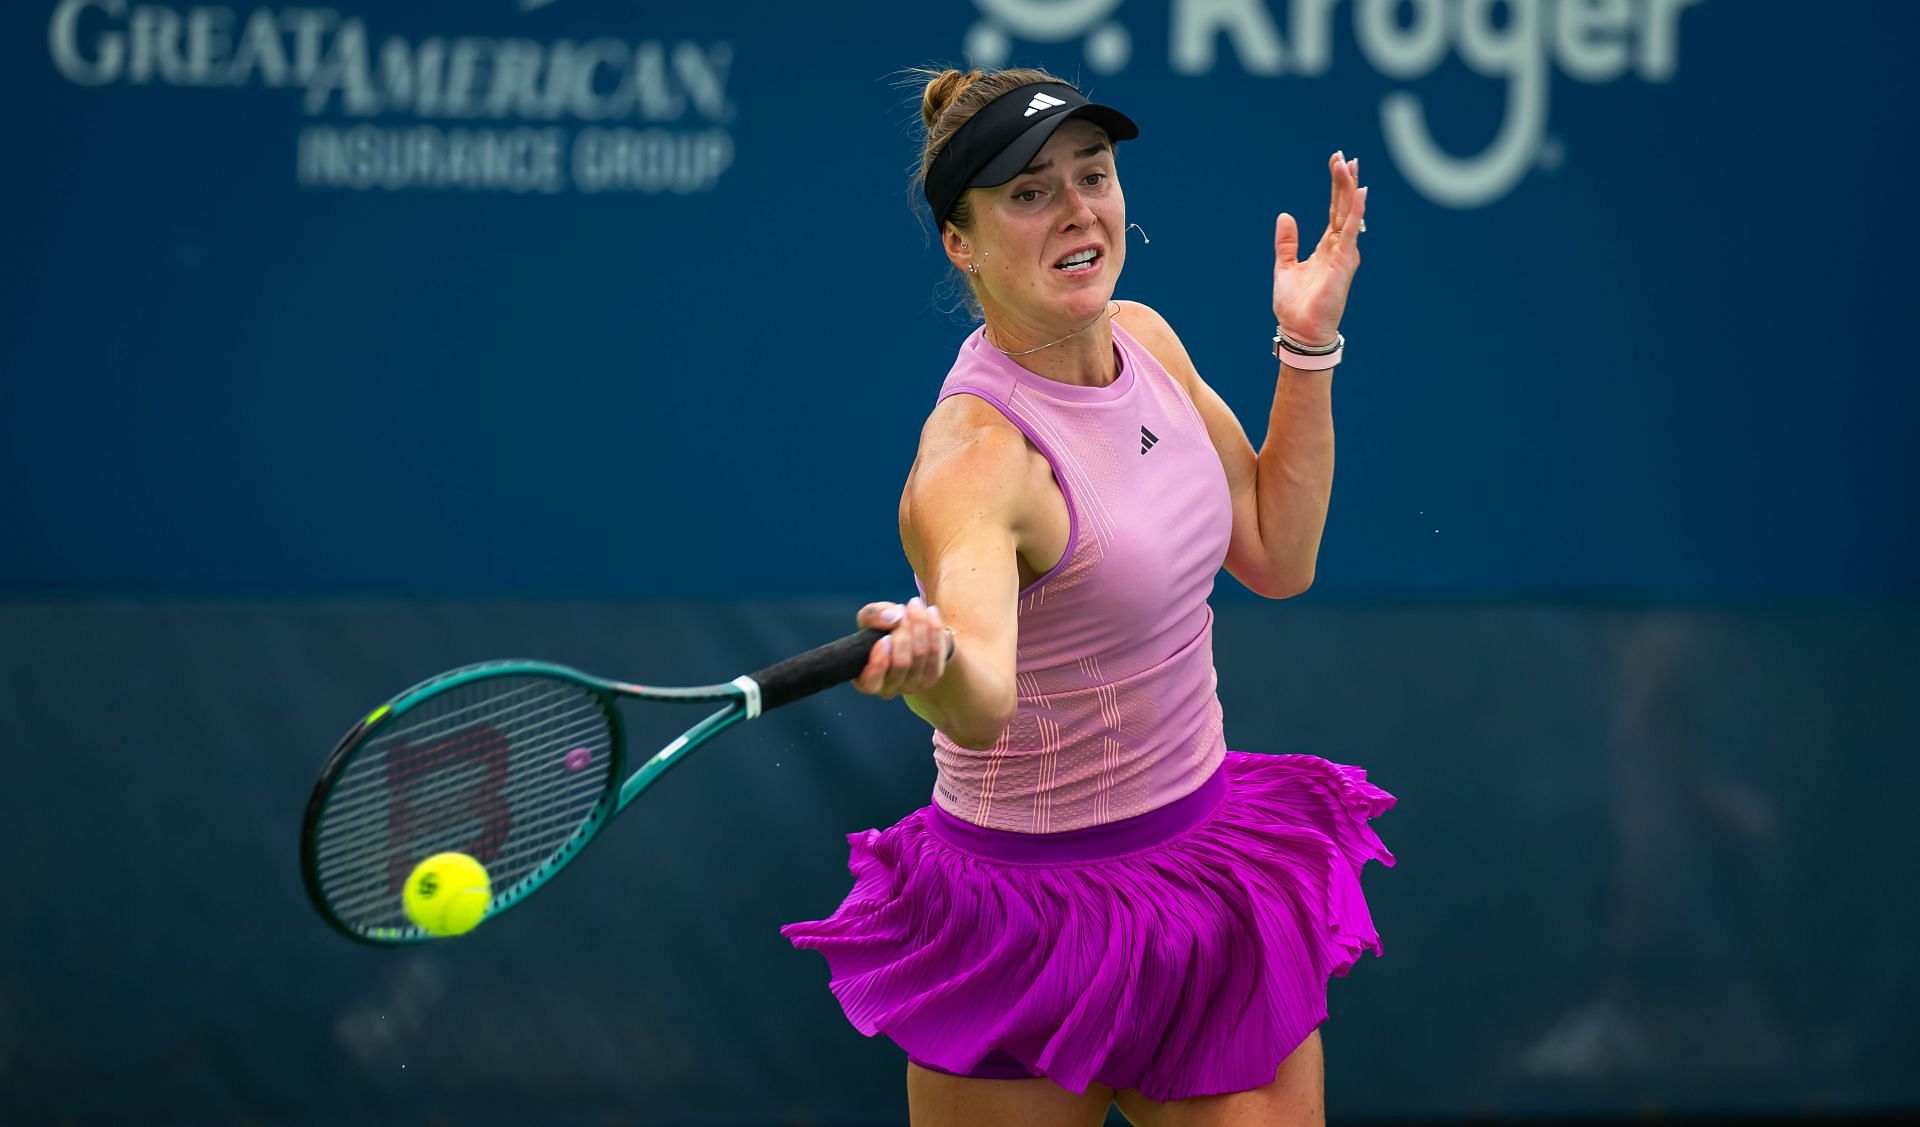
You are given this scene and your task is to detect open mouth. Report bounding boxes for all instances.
[1054,248,1101,274]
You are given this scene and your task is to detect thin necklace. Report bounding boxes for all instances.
[989,302,1119,357]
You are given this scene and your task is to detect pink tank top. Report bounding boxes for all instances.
[926,321,1233,833]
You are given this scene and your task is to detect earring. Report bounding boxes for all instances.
[967,263,978,273]
[1127,223,1151,245]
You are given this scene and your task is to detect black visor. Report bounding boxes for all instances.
[924,82,1139,225]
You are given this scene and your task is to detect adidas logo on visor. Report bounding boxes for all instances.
[1025,92,1067,117]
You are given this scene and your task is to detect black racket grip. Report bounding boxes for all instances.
[748,625,955,713]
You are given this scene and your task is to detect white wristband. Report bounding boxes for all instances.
[1274,337,1351,372]
[1273,330,1344,370]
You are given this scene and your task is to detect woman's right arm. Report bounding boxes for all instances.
[852,396,1027,751]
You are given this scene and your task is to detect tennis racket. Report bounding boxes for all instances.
[301,625,915,945]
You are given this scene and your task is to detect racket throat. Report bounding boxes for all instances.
[614,703,748,813]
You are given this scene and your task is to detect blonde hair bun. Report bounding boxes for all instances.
[920,68,981,131]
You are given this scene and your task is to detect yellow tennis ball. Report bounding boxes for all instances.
[402,852,492,937]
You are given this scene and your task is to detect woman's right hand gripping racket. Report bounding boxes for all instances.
[301,625,938,945]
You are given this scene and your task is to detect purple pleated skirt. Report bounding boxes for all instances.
[780,750,1396,1101]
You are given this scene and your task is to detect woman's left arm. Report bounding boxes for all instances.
[1117,151,1366,598]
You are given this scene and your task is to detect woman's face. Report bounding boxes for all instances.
[951,119,1126,332]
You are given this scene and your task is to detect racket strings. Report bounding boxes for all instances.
[312,701,609,849]
[320,687,607,858]
[312,675,616,931]
[312,751,607,881]
[312,742,601,876]
[316,705,610,925]
[318,701,606,820]
[360,679,559,748]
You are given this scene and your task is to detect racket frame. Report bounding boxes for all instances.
[302,626,896,946]
[301,660,750,946]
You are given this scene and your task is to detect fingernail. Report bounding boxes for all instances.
[928,604,941,619]
[879,636,893,655]
[881,606,904,625]
[908,596,924,611]
[1334,150,1344,162]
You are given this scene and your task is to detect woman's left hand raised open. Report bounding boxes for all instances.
[1271,151,1367,349]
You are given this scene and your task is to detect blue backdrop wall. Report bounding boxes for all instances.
[5,0,1915,601]
[3,2,1917,1124]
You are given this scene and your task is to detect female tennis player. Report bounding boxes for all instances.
[782,65,1391,1126]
